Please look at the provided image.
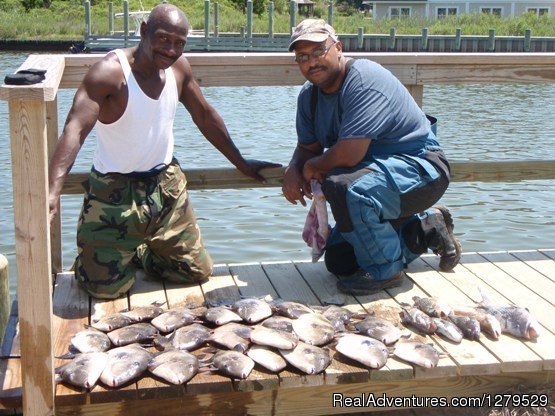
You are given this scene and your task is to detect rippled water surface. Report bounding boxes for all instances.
[1,51,554,296]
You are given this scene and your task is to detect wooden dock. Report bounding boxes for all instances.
[1,249,554,415]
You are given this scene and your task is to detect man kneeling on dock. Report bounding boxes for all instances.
[48,4,279,299]
[282,19,462,295]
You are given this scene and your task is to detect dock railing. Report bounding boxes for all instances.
[1,52,555,415]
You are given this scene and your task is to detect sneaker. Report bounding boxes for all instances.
[429,206,462,271]
[337,271,405,296]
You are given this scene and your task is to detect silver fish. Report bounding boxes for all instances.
[100,344,153,387]
[70,327,111,353]
[335,334,388,369]
[91,313,135,332]
[279,341,331,374]
[452,308,502,339]
[250,325,298,350]
[158,323,211,351]
[400,307,437,334]
[151,308,197,333]
[246,345,287,373]
[212,350,255,379]
[320,305,354,332]
[261,316,294,333]
[148,350,199,384]
[448,314,481,340]
[56,352,108,389]
[121,305,164,323]
[233,298,273,324]
[210,323,252,352]
[432,318,463,343]
[107,323,158,347]
[477,288,541,340]
[412,296,452,318]
[203,306,243,326]
[292,313,335,346]
[355,316,403,345]
[393,339,440,368]
[270,300,313,319]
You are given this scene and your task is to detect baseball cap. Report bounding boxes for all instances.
[288,19,338,52]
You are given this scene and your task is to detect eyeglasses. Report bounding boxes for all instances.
[294,41,337,64]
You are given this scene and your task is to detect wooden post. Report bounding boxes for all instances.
[524,29,532,52]
[289,0,296,34]
[240,26,245,37]
[84,1,91,41]
[421,27,429,51]
[247,0,253,38]
[204,0,210,38]
[46,98,62,274]
[388,27,396,51]
[214,2,219,37]
[328,1,333,25]
[406,85,424,107]
[454,28,462,51]
[108,2,114,35]
[0,254,9,345]
[268,1,274,38]
[123,0,129,47]
[357,27,364,50]
[488,28,495,52]
[8,99,55,415]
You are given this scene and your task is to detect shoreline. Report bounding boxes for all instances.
[0,39,81,52]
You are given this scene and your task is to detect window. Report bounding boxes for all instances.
[437,7,458,18]
[527,7,549,17]
[389,7,411,18]
[481,7,502,16]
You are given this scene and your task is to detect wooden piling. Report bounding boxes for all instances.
[214,2,219,37]
[454,28,462,51]
[289,0,296,34]
[421,27,429,51]
[84,1,91,41]
[0,254,9,345]
[108,2,114,35]
[488,28,495,52]
[123,0,129,47]
[204,0,210,38]
[268,1,274,38]
[247,0,253,39]
[388,27,396,51]
[328,1,333,25]
[357,27,363,50]
[524,29,532,52]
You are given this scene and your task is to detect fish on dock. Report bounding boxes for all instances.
[292,313,335,346]
[148,350,199,384]
[55,352,109,389]
[412,296,452,318]
[70,327,111,353]
[431,318,463,343]
[335,334,389,369]
[279,342,331,375]
[107,323,158,347]
[354,316,403,345]
[203,306,243,326]
[400,307,437,334]
[157,323,211,351]
[121,304,165,323]
[233,298,273,324]
[91,313,135,332]
[452,307,502,339]
[211,350,255,379]
[393,338,441,368]
[210,323,252,352]
[151,307,197,333]
[270,299,313,319]
[250,325,299,350]
[261,316,295,333]
[247,345,288,373]
[100,344,153,387]
[448,314,481,340]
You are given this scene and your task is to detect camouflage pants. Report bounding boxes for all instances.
[75,159,213,299]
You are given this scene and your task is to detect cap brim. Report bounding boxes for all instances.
[288,33,330,51]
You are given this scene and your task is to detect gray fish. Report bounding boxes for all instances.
[400,307,437,334]
[335,334,388,369]
[70,327,111,353]
[212,350,255,379]
[477,288,541,340]
[250,325,298,350]
[158,323,211,351]
[121,304,164,323]
[100,344,153,387]
[393,339,440,368]
[270,300,313,319]
[151,308,197,333]
[292,313,335,346]
[246,345,287,373]
[233,298,273,324]
[279,341,331,374]
[107,323,158,347]
[412,296,452,318]
[55,352,108,389]
[448,314,481,340]
[452,308,502,339]
[91,313,135,332]
[261,316,294,333]
[148,350,199,384]
[355,316,403,345]
[210,323,252,352]
[203,306,243,326]
[432,318,463,343]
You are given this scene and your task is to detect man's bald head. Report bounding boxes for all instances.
[146,4,190,34]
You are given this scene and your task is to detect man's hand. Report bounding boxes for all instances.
[302,158,326,184]
[48,194,59,224]
[237,159,282,183]
[282,165,312,206]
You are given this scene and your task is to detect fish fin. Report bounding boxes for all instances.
[153,335,170,350]
[399,302,411,308]
[56,352,76,360]
[399,333,412,341]
[232,344,247,353]
[477,286,493,307]
[151,300,166,307]
[54,374,63,383]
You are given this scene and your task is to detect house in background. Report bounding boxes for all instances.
[369,0,555,19]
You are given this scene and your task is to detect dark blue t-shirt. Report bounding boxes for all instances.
[296,59,435,158]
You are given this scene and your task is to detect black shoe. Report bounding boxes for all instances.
[337,271,405,296]
[429,206,462,271]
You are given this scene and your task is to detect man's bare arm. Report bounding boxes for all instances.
[282,141,323,206]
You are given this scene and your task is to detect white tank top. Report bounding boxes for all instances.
[93,49,178,174]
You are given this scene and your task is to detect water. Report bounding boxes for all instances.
[1,51,554,297]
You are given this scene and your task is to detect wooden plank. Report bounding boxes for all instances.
[9,99,55,416]
[164,280,204,310]
[53,371,554,416]
[293,261,414,382]
[387,271,499,378]
[60,160,555,195]
[510,250,555,283]
[52,273,90,406]
[417,64,555,84]
[0,55,64,102]
[0,358,21,410]
[262,262,369,386]
[406,258,544,373]
[46,97,62,274]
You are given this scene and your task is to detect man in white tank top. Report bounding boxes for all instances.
[48,4,280,299]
